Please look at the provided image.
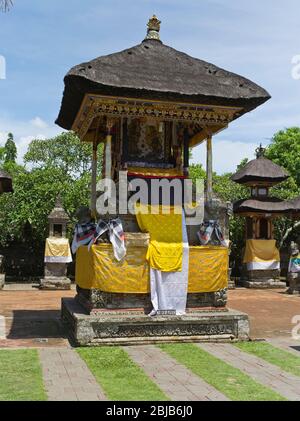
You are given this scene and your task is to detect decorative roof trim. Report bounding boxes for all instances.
[71,94,242,141]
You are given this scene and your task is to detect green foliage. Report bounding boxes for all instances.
[266,127,300,185]
[189,163,206,182]
[4,133,17,163]
[0,132,102,247]
[24,131,102,178]
[265,128,300,247]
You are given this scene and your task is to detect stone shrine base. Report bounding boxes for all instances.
[40,277,71,291]
[61,297,250,346]
[240,269,286,289]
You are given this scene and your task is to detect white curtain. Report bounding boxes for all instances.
[149,210,189,316]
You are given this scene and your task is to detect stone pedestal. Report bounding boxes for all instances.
[240,268,286,289]
[76,286,228,314]
[40,262,71,291]
[0,255,5,290]
[0,274,4,290]
[62,297,250,346]
[286,273,300,295]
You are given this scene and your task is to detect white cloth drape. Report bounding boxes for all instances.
[149,210,189,316]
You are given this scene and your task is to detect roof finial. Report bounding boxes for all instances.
[256,143,266,158]
[144,15,161,42]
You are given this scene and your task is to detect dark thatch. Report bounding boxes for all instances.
[56,38,271,130]
[233,197,294,214]
[231,157,289,185]
[0,170,13,194]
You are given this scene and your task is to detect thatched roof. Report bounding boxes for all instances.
[0,170,13,194]
[56,18,270,130]
[233,197,293,214]
[231,156,289,185]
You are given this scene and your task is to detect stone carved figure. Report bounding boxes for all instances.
[287,241,300,295]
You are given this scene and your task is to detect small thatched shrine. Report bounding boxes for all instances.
[232,145,294,288]
[0,170,13,194]
[56,16,271,345]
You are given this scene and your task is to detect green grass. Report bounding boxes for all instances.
[235,341,300,378]
[77,347,168,401]
[160,344,285,401]
[0,349,46,401]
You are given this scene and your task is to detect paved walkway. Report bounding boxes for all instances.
[198,343,300,401]
[0,288,300,346]
[228,288,300,338]
[124,345,229,401]
[39,348,106,401]
[267,337,300,357]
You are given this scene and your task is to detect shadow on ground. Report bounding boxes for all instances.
[6,310,67,340]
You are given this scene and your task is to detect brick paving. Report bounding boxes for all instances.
[228,288,300,338]
[124,345,229,401]
[1,288,300,401]
[198,343,300,401]
[39,348,106,401]
[0,290,75,348]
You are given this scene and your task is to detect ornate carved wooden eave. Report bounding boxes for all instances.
[71,94,242,144]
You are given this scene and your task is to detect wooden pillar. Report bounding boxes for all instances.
[206,134,213,201]
[121,118,128,169]
[91,139,98,218]
[183,128,189,176]
[105,119,114,180]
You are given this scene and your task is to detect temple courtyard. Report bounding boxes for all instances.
[0,286,300,401]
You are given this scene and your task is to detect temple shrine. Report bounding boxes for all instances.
[56,16,271,345]
[232,145,297,288]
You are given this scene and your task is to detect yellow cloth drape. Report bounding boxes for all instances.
[44,238,72,263]
[76,244,149,293]
[135,204,183,272]
[75,245,228,294]
[243,239,280,264]
[188,246,228,293]
[128,167,183,177]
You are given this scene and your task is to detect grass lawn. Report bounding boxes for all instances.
[77,347,168,401]
[235,341,300,377]
[0,349,46,401]
[160,344,285,401]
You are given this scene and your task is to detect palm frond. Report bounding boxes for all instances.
[0,0,13,12]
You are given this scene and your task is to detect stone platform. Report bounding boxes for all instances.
[240,268,286,289]
[61,297,250,346]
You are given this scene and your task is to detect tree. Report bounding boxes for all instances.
[0,132,103,247]
[24,131,102,179]
[4,133,17,163]
[265,128,300,248]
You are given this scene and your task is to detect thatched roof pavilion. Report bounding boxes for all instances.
[56,16,270,144]
[0,170,13,194]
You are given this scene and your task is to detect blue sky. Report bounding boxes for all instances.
[0,0,299,173]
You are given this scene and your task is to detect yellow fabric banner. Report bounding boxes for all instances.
[243,239,280,263]
[135,204,183,272]
[128,167,183,177]
[76,244,149,293]
[75,245,228,294]
[44,238,72,263]
[188,246,228,293]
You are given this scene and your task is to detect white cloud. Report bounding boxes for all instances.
[0,116,63,164]
[30,116,49,129]
[191,139,264,175]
